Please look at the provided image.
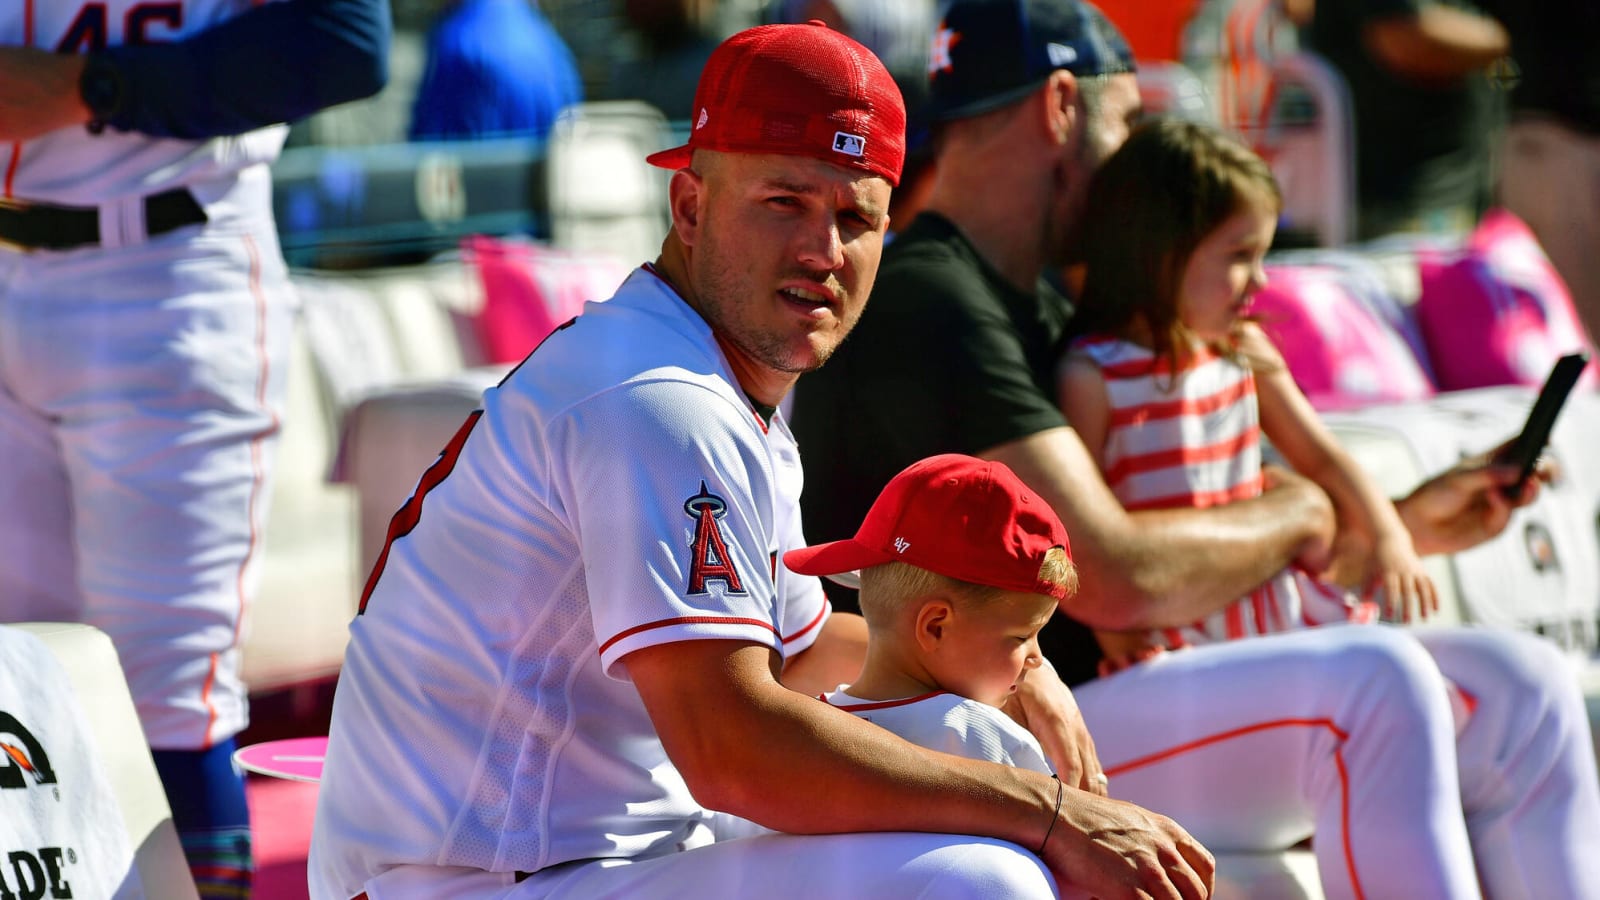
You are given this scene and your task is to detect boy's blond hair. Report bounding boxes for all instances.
[857,547,1078,626]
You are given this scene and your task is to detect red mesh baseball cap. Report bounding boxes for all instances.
[785,454,1074,600]
[644,21,906,186]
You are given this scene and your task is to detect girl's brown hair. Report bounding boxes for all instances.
[1071,118,1281,373]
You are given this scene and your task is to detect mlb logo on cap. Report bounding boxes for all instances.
[644,21,906,185]
[834,132,866,157]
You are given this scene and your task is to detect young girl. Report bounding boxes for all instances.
[1058,118,1438,675]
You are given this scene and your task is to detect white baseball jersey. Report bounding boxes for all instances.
[1069,335,1376,647]
[309,267,831,899]
[822,690,1052,774]
[0,0,287,205]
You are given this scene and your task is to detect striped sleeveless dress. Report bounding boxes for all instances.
[1069,335,1376,649]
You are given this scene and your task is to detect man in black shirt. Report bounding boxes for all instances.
[795,214,1075,557]
[791,0,1600,894]
[796,0,1335,681]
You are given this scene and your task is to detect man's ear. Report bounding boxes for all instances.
[668,167,707,247]
[914,598,954,652]
[1042,69,1080,148]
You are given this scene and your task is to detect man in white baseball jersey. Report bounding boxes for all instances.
[793,0,1600,896]
[0,2,387,896]
[788,453,1075,780]
[310,21,1215,900]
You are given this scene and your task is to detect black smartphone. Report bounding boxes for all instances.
[1494,351,1591,498]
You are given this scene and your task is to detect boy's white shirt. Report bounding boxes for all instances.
[822,689,1054,774]
[711,688,1054,842]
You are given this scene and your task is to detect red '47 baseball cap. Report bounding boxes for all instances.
[645,21,906,186]
[785,454,1074,601]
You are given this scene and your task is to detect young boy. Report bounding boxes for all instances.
[784,453,1078,774]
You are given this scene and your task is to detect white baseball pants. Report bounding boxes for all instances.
[352,833,1061,900]
[0,165,296,750]
[1076,624,1600,900]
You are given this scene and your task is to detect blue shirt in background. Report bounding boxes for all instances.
[409,0,583,142]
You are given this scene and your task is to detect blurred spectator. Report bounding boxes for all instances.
[1280,0,1312,28]
[1478,0,1600,346]
[769,0,935,97]
[1175,0,1302,136]
[1304,0,1509,240]
[409,0,583,141]
[609,0,723,120]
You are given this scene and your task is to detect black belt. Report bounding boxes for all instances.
[515,856,610,882]
[0,188,208,251]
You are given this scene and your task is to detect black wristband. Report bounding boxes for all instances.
[1038,773,1063,855]
[79,53,126,135]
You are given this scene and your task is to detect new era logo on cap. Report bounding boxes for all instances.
[1046,42,1078,67]
[833,132,866,157]
[928,0,1136,122]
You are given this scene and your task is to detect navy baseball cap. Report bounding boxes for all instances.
[928,0,1136,122]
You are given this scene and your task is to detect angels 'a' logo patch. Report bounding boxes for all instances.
[684,481,747,596]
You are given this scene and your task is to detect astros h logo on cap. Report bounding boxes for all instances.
[928,0,1137,122]
[645,21,907,186]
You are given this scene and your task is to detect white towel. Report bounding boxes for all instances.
[0,626,143,898]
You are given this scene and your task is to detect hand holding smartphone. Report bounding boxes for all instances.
[1493,351,1591,498]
